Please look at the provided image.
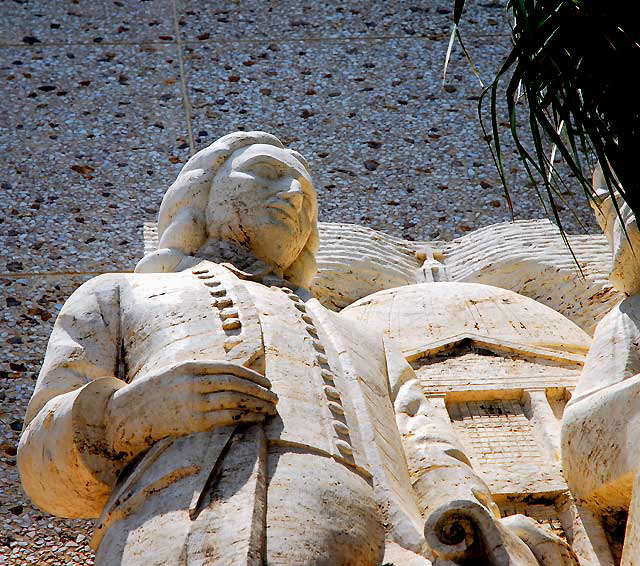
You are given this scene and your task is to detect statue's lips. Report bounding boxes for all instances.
[266,200,298,222]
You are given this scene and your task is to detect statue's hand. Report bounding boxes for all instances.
[105,360,277,457]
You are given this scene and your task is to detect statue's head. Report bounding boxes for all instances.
[135,131,320,287]
[591,163,640,295]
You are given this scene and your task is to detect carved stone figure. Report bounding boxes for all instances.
[18,131,576,565]
[562,165,640,565]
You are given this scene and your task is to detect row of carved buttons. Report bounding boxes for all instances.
[284,289,354,461]
[193,269,242,352]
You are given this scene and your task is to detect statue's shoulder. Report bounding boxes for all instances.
[67,272,127,299]
[76,270,179,290]
[66,270,191,306]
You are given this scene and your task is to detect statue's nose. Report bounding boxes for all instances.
[278,181,304,211]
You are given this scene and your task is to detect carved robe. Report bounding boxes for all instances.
[18,260,467,565]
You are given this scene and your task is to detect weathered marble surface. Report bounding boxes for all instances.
[18,132,596,565]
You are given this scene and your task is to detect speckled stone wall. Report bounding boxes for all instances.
[0,1,596,564]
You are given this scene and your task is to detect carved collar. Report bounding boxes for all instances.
[191,239,296,290]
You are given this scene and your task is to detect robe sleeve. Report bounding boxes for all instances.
[384,337,500,519]
[18,274,126,518]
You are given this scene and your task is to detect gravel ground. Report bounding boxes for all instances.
[0,1,598,563]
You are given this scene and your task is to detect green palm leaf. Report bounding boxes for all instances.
[450,0,640,232]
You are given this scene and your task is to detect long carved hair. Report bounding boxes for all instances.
[135,131,320,287]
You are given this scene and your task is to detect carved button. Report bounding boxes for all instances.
[333,421,350,436]
[335,440,353,457]
[281,287,294,294]
[222,319,241,331]
[301,314,313,325]
[215,297,233,308]
[294,302,306,312]
[324,385,341,401]
[313,341,325,353]
[288,294,302,303]
[209,288,226,295]
[320,369,335,383]
[197,274,216,279]
[316,354,328,366]
[305,325,318,337]
[204,280,221,287]
[220,308,239,320]
[328,401,344,415]
[192,269,208,275]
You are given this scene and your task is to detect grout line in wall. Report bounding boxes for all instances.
[171,0,196,156]
[0,32,510,50]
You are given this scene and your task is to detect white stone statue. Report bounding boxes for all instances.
[18,131,572,565]
[562,164,640,565]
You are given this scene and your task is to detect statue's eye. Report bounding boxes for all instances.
[251,163,279,179]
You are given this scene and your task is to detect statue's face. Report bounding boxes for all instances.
[207,143,317,271]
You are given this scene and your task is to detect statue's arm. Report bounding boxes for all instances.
[384,338,499,517]
[386,342,576,563]
[18,273,277,519]
[18,274,124,519]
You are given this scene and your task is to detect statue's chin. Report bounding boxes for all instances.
[254,248,299,274]
[211,216,307,273]
[249,236,307,275]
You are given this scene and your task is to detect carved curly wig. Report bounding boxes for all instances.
[135,131,320,287]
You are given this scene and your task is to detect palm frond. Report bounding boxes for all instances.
[452,0,640,232]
